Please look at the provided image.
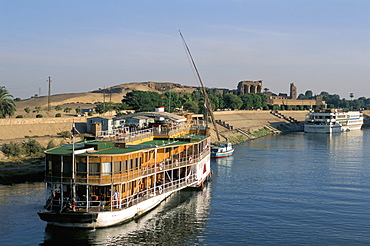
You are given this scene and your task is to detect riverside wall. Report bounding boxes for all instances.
[0,117,86,140]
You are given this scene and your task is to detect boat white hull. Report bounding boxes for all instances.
[46,190,172,228]
[304,123,362,133]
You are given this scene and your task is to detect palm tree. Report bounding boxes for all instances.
[0,86,16,118]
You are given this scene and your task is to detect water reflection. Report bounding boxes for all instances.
[41,184,211,246]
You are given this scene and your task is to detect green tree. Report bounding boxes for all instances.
[320,91,340,108]
[208,94,221,110]
[206,88,220,96]
[223,94,243,110]
[305,90,314,99]
[122,91,162,111]
[94,103,109,114]
[181,93,193,104]
[55,105,62,111]
[183,101,199,113]
[24,107,30,113]
[164,91,182,112]
[0,86,16,118]
[191,89,203,102]
[239,94,254,110]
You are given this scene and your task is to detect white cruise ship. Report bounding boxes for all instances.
[304,109,363,133]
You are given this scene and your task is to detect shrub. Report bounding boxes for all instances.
[24,108,30,113]
[57,131,72,138]
[55,113,62,117]
[88,111,93,116]
[16,115,23,118]
[23,139,43,156]
[47,140,56,149]
[1,142,23,157]
[55,106,62,111]
[36,114,43,118]
[63,107,72,113]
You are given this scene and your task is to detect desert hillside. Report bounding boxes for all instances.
[15,81,197,110]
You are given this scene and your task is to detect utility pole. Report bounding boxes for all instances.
[109,87,112,103]
[103,86,105,113]
[47,76,52,111]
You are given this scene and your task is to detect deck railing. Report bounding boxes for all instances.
[96,128,154,143]
[46,148,210,184]
[46,174,197,213]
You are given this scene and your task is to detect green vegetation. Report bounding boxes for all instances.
[94,102,126,114]
[119,88,267,113]
[34,106,41,113]
[1,142,23,157]
[47,139,56,149]
[250,127,270,137]
[0,86,16,118]
[228,135,247,144]
[57,130,72,138]
[122,91,163,112]
[63,107,72,113]
[2,139,44,158]
[24,107,30,113]
[55,113,62,117]
[36,114,43,118]
[75,106,81,114]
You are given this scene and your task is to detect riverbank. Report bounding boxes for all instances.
[0,157,44,185]
[0,110,310,184]
[209,110,307,144]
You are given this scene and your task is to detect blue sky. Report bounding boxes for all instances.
[1,0,370,99]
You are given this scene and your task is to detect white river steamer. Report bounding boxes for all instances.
[38,120,211,228]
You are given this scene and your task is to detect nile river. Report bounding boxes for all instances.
[1,129,370,245]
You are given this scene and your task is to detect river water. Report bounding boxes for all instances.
[1,129,370,245]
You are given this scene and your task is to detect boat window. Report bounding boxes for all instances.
[77,163,87,175]
[63,162,72,176]
[102,162,112,176]
[89,163,100,175]
[47,161,52,172]
[114,161,121,174]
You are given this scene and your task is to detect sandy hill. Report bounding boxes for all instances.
[15,81,197,110]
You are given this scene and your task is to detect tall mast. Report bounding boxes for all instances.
[179,31,221,141]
